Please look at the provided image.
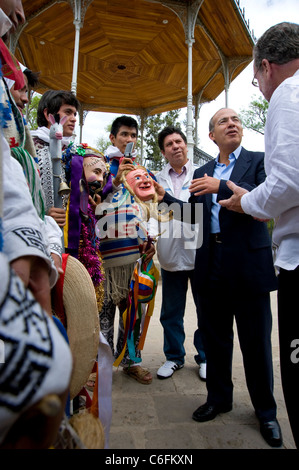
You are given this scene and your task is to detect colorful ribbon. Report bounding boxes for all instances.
[113,255,159,367]
[0,38,24,90]
[66,154,83,257]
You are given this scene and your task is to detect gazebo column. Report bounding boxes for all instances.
[152,0,204,163]
[222,57,230,107]
[79,109,89,142]
[68,0,94,95]
[68,0,93,139]
[71,12,82,95]
[186,29,195,161]
[183,1,205,163]
[139,110,148,166]
[193,94,204,147]
[184,1,206,162]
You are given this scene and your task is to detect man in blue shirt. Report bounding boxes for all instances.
[162,108,282,447]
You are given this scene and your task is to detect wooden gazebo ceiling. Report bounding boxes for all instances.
[16,0,255,116]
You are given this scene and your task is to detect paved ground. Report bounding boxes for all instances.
[108,258,296,451]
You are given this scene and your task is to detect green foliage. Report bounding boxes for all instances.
[94,123,111,152]
[26,92,41,130]
[239,95,269,135]
[139,109,181,171]
[95,135,111,153]
[267,219,274,239]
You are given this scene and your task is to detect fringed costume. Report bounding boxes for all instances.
[97,147,157,367]
[62,143,111,313]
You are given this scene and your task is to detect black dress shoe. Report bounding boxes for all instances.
[192,402,232,422]
[260,419,283,448]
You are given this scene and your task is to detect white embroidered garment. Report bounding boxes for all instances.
[31,127,71,213]
[0,253,72,445]
[241,69,299,271]
[31,127,71,148]
[105,145,137,160]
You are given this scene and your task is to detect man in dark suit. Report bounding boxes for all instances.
[159,108,282,447]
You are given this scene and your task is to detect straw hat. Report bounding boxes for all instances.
[53,254,100,399]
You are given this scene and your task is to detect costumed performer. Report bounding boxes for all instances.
[95,161,170,383]
[61,142,111,319]
[60,143,113,437]
[112,164,171,368]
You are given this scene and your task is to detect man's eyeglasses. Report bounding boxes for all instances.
[252,67,260,87]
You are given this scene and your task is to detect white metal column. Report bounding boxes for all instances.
[186,17,195,161]
[71,6,82,96]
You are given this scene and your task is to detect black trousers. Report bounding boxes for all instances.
[197,241,277,422]
[278,266,299,448]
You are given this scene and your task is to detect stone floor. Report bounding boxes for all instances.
[107,261,296,451]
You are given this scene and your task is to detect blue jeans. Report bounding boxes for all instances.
[160,268,206,366]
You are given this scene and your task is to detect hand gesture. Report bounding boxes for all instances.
[218,180,248,213]
[113,158,135,186]
[189,173,220,196]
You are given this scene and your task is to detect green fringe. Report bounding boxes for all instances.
[11,146,45,220]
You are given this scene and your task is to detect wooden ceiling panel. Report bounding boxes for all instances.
[38,73,76,91]
[16,0,255,115]
[85,84,143,109]
[19,34,74,75]
[22,0,51,18]
[23,4,75,46]
[75,69,110,91]
[78,28,113,59]
[201,72,225,102]
[120,64,187,90]
[147,101,185,116]
[199,1,253,56]
[192,59,221,94]
[192,25,220,61]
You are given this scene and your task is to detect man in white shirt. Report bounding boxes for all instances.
[154,126,206,380]
[219,21,299,449]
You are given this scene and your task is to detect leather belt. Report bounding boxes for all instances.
[210,233,222,243]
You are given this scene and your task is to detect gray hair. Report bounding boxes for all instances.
[209,108,236,132]
[253,22,299,69]
[208,116,215,133]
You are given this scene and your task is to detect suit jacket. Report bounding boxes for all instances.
[164,147,278,294]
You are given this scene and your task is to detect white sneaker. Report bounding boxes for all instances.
[157,360,184,379]
[199,362,206,381]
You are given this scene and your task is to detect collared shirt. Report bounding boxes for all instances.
[168,159,190,198]
[241,69,299,271]
[155,160,198,272]
[211,145,242,233]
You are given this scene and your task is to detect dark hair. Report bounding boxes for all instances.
[37,90,80,127]
[110,115,138,137]
[157,126,186,151]
[253,22,299,69]
[23,69,40,88]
